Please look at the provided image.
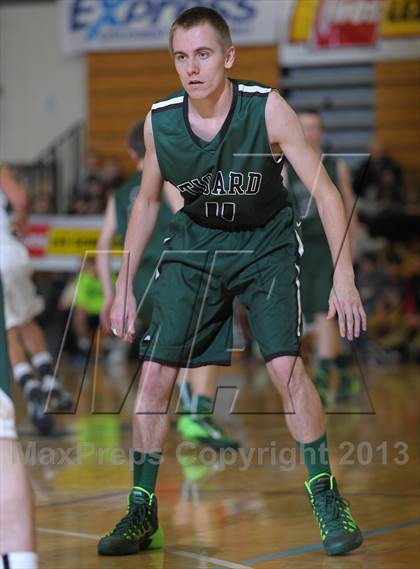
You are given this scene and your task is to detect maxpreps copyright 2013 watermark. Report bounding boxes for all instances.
[14,440,409,470]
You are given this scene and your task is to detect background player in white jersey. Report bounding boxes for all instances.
[0,165,72,436]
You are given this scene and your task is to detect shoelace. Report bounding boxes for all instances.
[111,501,150,536]
[314,489,352,532]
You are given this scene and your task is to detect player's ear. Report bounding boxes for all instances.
[224,46,235,70]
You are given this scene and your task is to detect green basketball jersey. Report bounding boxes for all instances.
[288,156,339,238]
[114,171,173,299]
[151,79,288,230]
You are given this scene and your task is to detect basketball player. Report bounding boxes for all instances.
[0,166,72,436]
[98,7,366,557]
[0,173,38,567]
[287,109,359,405]
[96,121,238,449]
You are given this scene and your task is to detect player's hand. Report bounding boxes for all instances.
[11,213,28,239]
[327,276,367,341]
[100,295,114,334]
[110,288,137,343]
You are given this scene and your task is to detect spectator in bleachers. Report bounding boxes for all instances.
[101,158,124,194]
[353,136,404,200]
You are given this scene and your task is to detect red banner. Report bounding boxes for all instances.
[314,0,383,47]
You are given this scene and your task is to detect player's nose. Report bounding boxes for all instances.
[186,57,199,75]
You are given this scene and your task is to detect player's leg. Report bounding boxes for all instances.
[2,268,53,434]
[0,438,37,568]
[7,327,53,436]
[177,366,239,449]
[0,277,38,568]
[98,361,177,556]
[313,312,339,405]
[19,319,73,411]
[242,208,362,556]
[315,313,358,404]
[266,356,363,555]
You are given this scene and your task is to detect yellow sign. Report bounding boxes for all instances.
[48,228,121,255]
[290,0,319,42]
[381,0,420,37]
[290,0,420,42]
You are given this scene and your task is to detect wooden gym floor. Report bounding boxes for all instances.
[13,357,420,569]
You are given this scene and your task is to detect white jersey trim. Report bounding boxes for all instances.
[152,96,184,110]
[238,84,271,94]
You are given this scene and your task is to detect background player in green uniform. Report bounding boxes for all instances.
[287,110,359,405]
[99,7,367,558]
[96,121,238,449]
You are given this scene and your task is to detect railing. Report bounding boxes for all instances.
[9,121,85,214]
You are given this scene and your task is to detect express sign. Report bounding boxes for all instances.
[60,0,279,53]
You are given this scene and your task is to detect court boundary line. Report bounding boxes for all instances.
[37,518,420,568]
[36,528,253,568]
[239,518,420,565]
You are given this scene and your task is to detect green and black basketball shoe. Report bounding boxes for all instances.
[177,414,240,450]
[305,473,363,556]
[177,383,239,450]
[97,487,164,556]
[335,374,360,404]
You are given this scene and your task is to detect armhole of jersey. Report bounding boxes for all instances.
[150,108,169,184]
[262,91,285,168]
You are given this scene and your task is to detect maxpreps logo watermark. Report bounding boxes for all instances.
[69,0,255,41]
[61,0,276,53]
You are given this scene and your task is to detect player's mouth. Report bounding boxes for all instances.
[189,80,203,85]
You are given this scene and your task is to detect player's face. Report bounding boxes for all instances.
[299,113,324,149]
[172,23,234,99]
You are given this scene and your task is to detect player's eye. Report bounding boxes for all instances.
[176,54,186,62]
[198,51,210,59]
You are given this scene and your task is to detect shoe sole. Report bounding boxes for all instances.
[326,534,363,556]
[97,526,164,556]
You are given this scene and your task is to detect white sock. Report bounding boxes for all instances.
[31,351,52,369]
[1,552,38,569]
[13,362,33,382]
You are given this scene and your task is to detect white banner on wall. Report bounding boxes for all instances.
[60,0,280,54]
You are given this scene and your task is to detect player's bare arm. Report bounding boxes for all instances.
[265,91,367,340]
[96,194,117,332]
[0,165,28,238]
[111,112,164,340]
[337,159,359,262]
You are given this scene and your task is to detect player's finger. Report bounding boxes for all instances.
[360,304,368,331]
[345,306,354,341]
[327,297,336,320]
[353,305,361,338]
[334,298,346,338]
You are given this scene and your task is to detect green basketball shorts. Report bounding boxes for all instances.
[300,229,333,325]
[139,205,303,368]
[0,276,16,438]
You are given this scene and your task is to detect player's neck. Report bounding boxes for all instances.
[188,77,232,120]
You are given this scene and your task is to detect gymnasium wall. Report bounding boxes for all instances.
[374,60,420,179]
[87,45,279,174]
[0,3,86,162]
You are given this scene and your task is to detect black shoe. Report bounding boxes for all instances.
[98,487,164,556]
[25,384,54,436]
[42,375,73,411]
[306,473,363,556]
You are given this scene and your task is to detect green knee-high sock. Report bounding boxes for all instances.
[335,353,352,384]
[132,451,162,494]
[297,433,331,480]
[315,359,332,389]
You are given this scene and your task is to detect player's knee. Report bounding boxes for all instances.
[268,356,306,392]
[138,362,176,406]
